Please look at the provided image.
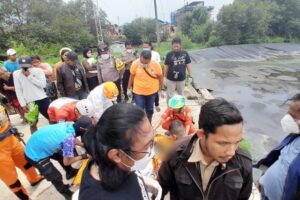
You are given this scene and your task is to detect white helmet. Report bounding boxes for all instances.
[76,99,94,117]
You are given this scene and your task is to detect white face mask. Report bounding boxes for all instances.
[121,146,155,172]
[126,49,133,53]
[140,63,148,68]
[101,54,110,60]
[281,114,300,134]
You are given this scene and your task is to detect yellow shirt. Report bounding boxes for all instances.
[188,139,220,191]
[130,59,162,95]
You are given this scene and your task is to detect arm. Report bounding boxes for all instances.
[237,160,253,200]
[153,117,164,130]
[27,69,46,88]
[185,52,192,77]
[164,65,169,78]
[186,63,192,77]
[158,160,176,199]
[56,67,66,97]
[40,63,53,76]
[13,72,26,107]
[62,135,84,166]
[82,60,97,72]
[128,74,134,90]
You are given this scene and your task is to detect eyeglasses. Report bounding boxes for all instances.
[124,140,155,157]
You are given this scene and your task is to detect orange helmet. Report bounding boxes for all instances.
[103,82,119,100]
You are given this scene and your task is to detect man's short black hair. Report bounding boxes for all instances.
[290,93,300,101]
[169,120,185,136]
[198,98,243,136]
[140,50,152,60]
[172,37,181,45]
[125,41,132,47]
[30,55,41,61]
[66,51,78,61]
[143,41,152,47]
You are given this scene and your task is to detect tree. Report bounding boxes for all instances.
[123,18,156,45]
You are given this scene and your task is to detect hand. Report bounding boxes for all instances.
[22,69,30,77]
[3,84,9,90]
[163,78,167,87]
[22,106,29,113]
[127,89,132,98]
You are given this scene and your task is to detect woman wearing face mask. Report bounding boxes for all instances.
[82,48,99,90]
[96,43,122,103]
[255,93,300,200]
[79,103,162,200]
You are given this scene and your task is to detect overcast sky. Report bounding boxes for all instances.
[98,0,234,25]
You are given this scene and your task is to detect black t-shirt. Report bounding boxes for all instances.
[79,161,145,200]
[0,74,16,101]
[164,50,191,81]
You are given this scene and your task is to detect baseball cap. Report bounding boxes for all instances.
[6,49,17,56]
[73,116,93,137]
[19,56,32,68]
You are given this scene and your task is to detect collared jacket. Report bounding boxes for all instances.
[254,133,300,200]
[57,63,89,97]
[158,135,253,200]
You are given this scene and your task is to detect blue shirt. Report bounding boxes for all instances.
[259,137,300,200]
[3,59,20,73]
[25,123,76,161]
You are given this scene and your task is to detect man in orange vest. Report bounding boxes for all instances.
[154,95,195,135]
[0,105,43,200]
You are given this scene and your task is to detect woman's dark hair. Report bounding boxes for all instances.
[198,98,243,136]
[30,55,41,61]
[60,49,71,62]
[140,50,152,60]
[83,48,92,59]
[83,103,146,191]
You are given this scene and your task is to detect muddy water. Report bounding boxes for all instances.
[191,48,300,160]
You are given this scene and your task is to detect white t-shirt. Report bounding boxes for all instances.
[151,50,161,63]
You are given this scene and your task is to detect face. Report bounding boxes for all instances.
[172,43,181,52]
[86,50,92,58]
[126,44,132,50]
[108,117,156,171]
[62,51,69,61]
[143,43,151,51]
[9,54,17,62]
[288,100,300,129]
[197,123,243,164]
[65,58,75,67]
[140,57,150,65]
[31,59,41,67]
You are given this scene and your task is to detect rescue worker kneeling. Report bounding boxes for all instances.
[0,105,43,200]
[24,116,92,200]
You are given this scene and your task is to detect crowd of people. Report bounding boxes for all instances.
[0,37,299,200]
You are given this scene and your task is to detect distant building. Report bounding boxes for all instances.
[171,1,214,25]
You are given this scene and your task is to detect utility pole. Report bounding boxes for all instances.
[154,0,160,45]
[93,0,104,45]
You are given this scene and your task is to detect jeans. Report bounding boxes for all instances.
[134,93,157,122]
[68,89,88,100]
